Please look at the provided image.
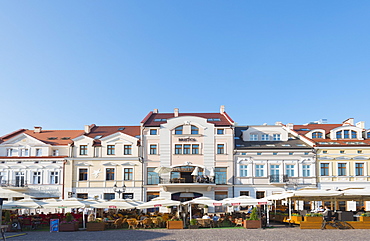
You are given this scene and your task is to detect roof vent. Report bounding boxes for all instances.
[153,109,159,113]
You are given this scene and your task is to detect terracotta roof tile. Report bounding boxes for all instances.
[85,126,140,139]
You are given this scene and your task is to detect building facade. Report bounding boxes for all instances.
[0,127,84,200]
[234,124,316,203]
[141,106,234,211]
[65,125,142,200]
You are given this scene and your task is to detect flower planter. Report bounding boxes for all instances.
[166,221,183,229]
[59,223,78,232]
[304,216,323,222]
[359,216,370,222]
[86,222,105,231]
[243,220,261,229]
[287,216,302,224]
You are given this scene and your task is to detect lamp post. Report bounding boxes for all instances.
[113,183,126,199]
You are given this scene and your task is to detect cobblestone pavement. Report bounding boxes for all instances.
[6,226,370,241]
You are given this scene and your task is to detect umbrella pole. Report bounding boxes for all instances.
[266,204,270,226]
[189,203,192,220]
[288,198,292,220]
[83,208,86,229]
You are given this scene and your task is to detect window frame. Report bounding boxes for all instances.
[320,163,329,176]
[150,144,157,155]
[191,125,199,135]
[80,145,88,155]
[217,144,225,154]
[79,168,88,181]
[106,168,115,181]
[355,163,364,176]
[338,163,347,176]
[175,126,183,135]
[124,145,132,155]
[124,168,133,181]
[107,145,115,155]
[150,129,157,135]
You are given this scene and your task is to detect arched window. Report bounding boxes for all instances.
[191,125,199,135]
[344,130,349,139]
[351,131,357,139]
[312,132,323,139]
[336,131,342,139]
[175,126,183,135]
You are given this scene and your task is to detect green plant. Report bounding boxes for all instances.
[190,219,197,225]
[361,212,370,217]
[248,207,259,221]
[291,213,301,216]
[306,213,322,217]
[65,212,73,222]
[204,205,209,208]
[4,210,11,224]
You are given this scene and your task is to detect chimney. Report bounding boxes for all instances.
[34,126,42,133]
[356,121,365,129]
[286,123,294,129]
[84,125,91,134]
[174,108,179,117]
[153,109,158,113]
[220,105,225,114]
[275,122,283,126]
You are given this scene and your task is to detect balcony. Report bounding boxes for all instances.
[158,178,216,192]
[1,180,29,191]
[269,174,289,184]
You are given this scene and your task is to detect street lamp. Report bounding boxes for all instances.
[113,183,126,199]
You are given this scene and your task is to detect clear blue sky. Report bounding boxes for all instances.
[1,1,370,135]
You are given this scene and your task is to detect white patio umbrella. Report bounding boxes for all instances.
[90,199,143,209]
[191,167,199,176]
[154,167,173,174]
[183,197,223,207]
[3,198,47,209]
[42,198,86,209]
[209,167,215,177]
[137,197,180,209]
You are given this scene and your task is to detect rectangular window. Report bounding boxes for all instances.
[50,171,59,184]
[150,129,157,135]
[217,129,224,135]
[273,152,277,155]
[79,169,88,181]
[289,152,293,155]
[124,168,133,181]
[53,149,59,156]
[104,193,115,201]
[358,150,362,154]
[257,152,262,155]
[304,152,309,155]
[240,191,250,196]
[150,144,157,155]
[123,193,134,199]
[215,167,227,184]
[256,191,265,199]
[77,193,88,199]
[340,150,345,154]
[35,149,42,156]
[147,167,159,185]
[217,144,225,154]
[338,163,346,176]
[80,145,88,155]
[175,144,182,154]
[273,134,281,141]
[240,165,248,177]
[192,144,199,154]
[20,149,29,157]
[261,134,269,141]
[107,145,115,155]
[191,126,199,135]
[6,148,13,157]
[256,165,264,177]
[355,163,364,176]
[250,134,258,141]
[106,168,115,180]
[323,150,328,154]
[183,144,191,154]
[286,165,294,177]
[175,126,183,135]
[33,171,41,184]
[352,131,357,139]
[124,145,132,155]
[302,165,310,177]
[344,130,349,139]
[320,163,329,176]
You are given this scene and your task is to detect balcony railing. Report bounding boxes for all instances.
[269,174,289,183]
[159,177,215,184]
[1,180,28,188]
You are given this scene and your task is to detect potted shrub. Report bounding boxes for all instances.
[189,219,198,229]
[243,207,261,229]
[59,213,78,232]
[3,210,12,232]
[304,213,323,222]
[167,217,183,229]
[87,220,106,231]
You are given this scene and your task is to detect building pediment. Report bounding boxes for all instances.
[101,132,138,144]
[0,133,49,147]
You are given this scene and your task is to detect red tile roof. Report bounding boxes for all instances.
[141,112,234,127]
[1,129,85,146]
[293,124,343,135]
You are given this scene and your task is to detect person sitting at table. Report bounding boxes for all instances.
[213,214,220,221]
[202,213,211,219]
[196,175,202,183]
[315,205,324,213]
[204,176,210,183]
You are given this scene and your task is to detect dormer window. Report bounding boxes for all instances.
[336,131,342,139]
[312,132,323,139]
[261,134,269,141]
[20,149,29,157]
[273,134,281,141]
[6,149,13,157]
[351,131,357,139]
[191,125,199,135]
[250,134,258,141]
[367,132,370,139]
[175,126,183,135]
[336,130,358,139]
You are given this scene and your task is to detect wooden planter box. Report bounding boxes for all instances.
[287,216,302,224]
[304,216,323,222]
[86,222,105,231]
[166,221,183,229]
[59,223,78,232]
[359,216,370,222]
[243,220,261,229]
